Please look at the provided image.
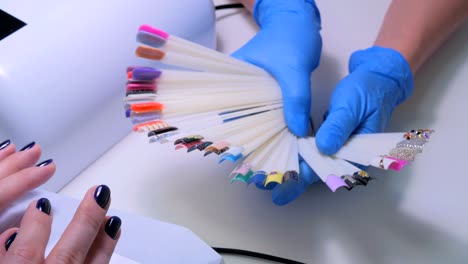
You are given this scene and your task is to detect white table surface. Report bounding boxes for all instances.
[59,1,468,263]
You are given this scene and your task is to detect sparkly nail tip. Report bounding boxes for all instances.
[105,216,122,240]
[36,198,52,215]
[36,159,53,167]
[368,129,434,170]
[388,129,434,162]
[19,141,35,151]
[0,139,11,150]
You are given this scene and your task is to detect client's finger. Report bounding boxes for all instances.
[0,141,41,180]
[0,140,15,162]
[85,216,122,264]
[0,228,19,256]
[47,185,111,264]
[4,198,52,263]
[0,162,56,212]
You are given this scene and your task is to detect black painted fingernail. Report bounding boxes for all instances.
[94,185,111,209]
[0,140,11,150]
[20,141,35,151]
[105,216,122,240]
[36,198,51,215]
[36,159,53,167]
[5,232,17,251]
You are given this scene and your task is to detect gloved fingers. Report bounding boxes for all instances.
[271,159,320,206]
[272,179,307,206]
[255,181,276,190]
[315,106,359,156]
[354,103,393,135]
[353,118,384,135]
[279,72,312,137]
[233,45,313,137]
[298,156,320,185]
[230,48,250,63]
[315,74,367,155]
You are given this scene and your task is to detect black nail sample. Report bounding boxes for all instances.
[36,159,53,167]
[5,232,17,251]
[19,141,35,151]
[36,198,51,215]
[94,185,111,209]
[0,139,11,150]
[105,216,122,240]
[187,146,198,152]
[197,142,212,151]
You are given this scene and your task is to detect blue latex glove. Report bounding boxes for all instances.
[232,0,322,137]
[272,156,320,206]
[316,46,414,155]
[232,0,322,205]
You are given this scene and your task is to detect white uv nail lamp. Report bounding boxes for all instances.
[0,0,216,191]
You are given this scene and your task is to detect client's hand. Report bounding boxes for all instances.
[0,185,122,263]
[0,140,122,263]
[0,140,55,212]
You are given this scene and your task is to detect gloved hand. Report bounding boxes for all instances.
[316,46,414,155]
[232,0,322,205]
[232,0,322,137]
[272,156,320,206]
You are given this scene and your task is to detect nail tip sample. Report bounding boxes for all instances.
[326,175,348,192]
[137,31,166,48]
[388,160,408,171]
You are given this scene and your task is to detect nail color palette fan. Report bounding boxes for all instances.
[122,24,434,205]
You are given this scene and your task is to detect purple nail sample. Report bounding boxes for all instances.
[133,67,162,81]
[326,175,348,192]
